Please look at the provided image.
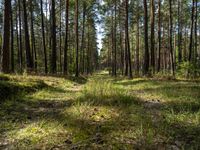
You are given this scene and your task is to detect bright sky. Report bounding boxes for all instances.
[97,23,103,50]
[96,0,105,51]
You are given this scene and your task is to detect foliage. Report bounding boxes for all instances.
[177,61,200,78]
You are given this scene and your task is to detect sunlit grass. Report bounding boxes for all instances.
[0,72,200,149]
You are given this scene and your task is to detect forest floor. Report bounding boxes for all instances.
[0,72,200,150]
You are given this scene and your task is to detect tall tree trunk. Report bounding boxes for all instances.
[119,7,124,75]
[80,2,86,74]
[15,0,20,70]
[30,0,37,71]
[75,0,79,77]
[51,0,57,73]
[150,0,155,73]
[40,0,48,74]
[11,4,14,72]
[136,0,140,76]
[125,0,132,78]
[157,0,161,72]
[63,0,69,74]
[18,0,23,72]
[111,8,114,76]
[143,0,149,75]
[87,23,90,74]
[114,0,117,76]
[169,0,175,76]
[178,0,182,63]
[1,0,11,73]
[194,0,198,65]
[59,0,62,72]
[23,0,33,70]
[188,0,195,63]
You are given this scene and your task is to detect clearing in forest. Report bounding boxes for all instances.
[0,72,200,149]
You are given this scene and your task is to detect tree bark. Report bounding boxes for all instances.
[75,0,79,77]
[1,0,11,73]
[63,0,69,74]
[50,0,57,73]
[169,0,175,76]
[40,0,48,74]
[23,0,33,70]
[188,0,195,63]
[150,0,155,73]
[157,0,161,72]
[125,0,132,78]
[143,0,149,75]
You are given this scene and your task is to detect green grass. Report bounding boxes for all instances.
[0,72,200,149]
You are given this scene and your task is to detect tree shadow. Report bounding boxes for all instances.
[1,76,200,149]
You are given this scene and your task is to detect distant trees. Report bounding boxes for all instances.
[100,0,199,78]
[0,0,199,78]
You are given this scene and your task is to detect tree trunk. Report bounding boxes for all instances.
[80,2,86,74]
[11,4,14,72]
[40,0,48,74]
[114,0,117,76]
[194,0,198,65]
[157,0,161,72]
[143,0,149,75]
[51,0,57,74]
[136,0,140,76]
[1,0,11,73]
[188,0,195,63]
[178,0,182,63]
[63,0,69,74]
[169,0,175,76]
[59,0,62,72]
[18,0,23,72]
[30,0,37,71]
[150,0,155,73]
[23,0,33,70]
[125,0,132,78]
[75,0,79,77]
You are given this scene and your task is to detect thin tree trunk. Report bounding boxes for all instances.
[169,0,175,76]
[114,0,117,76]
[178,0,182,63]
[125,0,132,78]
[63,0,69,74]
[30,0,37,71]
[150,0,155,73]
[157,0,161,72]
[75,0,79,77]
[59,0,62,72]
[194,0,198,65]
[80,2,86,74]
[188,0,195,63]
[143,0,149,75]
[136,0,140,76]
[11,4,14,72]
[1,0,11,73]
[40,0,48,74]
[23,0,33,70]
[51,0,57,73]
[18,0,23,72]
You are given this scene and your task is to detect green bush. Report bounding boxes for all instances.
[177,61,200,78]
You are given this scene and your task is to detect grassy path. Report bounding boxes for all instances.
[0,73,200,149]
